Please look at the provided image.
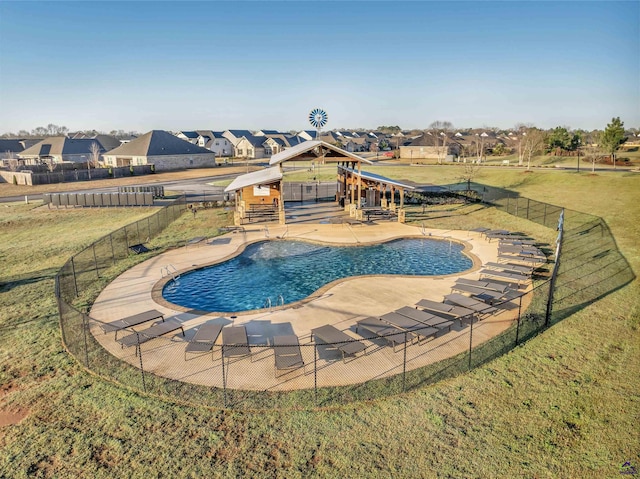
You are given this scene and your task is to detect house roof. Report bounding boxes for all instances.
[104,130,212,157]
[269,140,373,166]
[0,139,26,153]
[179,131,199,139]
[255,130,281,136]
[93,134,121,151]
[225,129,253,139]
[406,133,458,147]
[341,167,414,190]
[239,134,267,148]
[19,137,106,157]
[224,166,283,192]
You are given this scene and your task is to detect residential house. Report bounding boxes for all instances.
[297,130,320,141]
[102,130,215,170]
[399,132,461,160]
[176,131,200,143]
[262,134,306,155]
[18,137,108,165]
[233,134,267,159]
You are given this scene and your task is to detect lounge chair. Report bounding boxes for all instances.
[184,322,224,360]
[186,236,206,248]
[455,278,510,294]
[117,318,185,356]
[479,268,532,285]
[355,317,413,352]
[415,298,476,321]
[222,326,252,363]
[443,293,498,315]
[379,312,440,343]
[394,306,455,332]
[450,283,522,305]
[100,309,165,340]
[273,335,305,377]
[311,324,367,362]
[484,261,534,275]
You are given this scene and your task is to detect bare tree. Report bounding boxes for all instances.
[6,151,19,171]
[514,123,533,165]
[582,132,604,173]
[472,133,486,163]
[429,121,453,164]
[522,127,546,170]
[459,162,482,192]
[87,142,101,179]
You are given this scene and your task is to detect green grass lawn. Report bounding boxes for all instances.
[0,168,638,478]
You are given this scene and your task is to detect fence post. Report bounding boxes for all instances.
[526,198,530,220]
[109,233,116,265]
[147,217,152,239]
[221,346,227,408]
[402,332,408,392]
[81,313,89,367]
[543,203,548,226]
[124,227,129,249]
[136,221,141,244]
[92,244,100,279]
[137,333,147,393]
[468,315,474,370]
[70,257,79,298]
[506,196,510,214]
[545,209,564,326]
[314,344,318,406]
[515,294,523,345]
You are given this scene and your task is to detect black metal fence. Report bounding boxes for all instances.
[74,283,547,410]
[54,182,634,410]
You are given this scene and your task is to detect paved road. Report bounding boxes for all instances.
[0,173,242,204]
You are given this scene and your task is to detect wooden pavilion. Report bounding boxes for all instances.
[224,140,414,225]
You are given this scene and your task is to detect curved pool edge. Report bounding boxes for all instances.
[151,234,482,316]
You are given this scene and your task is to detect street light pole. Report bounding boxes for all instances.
[577,139,581,173]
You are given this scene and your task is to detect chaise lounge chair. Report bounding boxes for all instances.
[394,306,455,332]
[443,293,499,315]
[100,309,165,340]
[117,318,185,356]
[379,312,440,344]
[222,326,252,363]
[415,298,476,322]
[311,324,367,362]
[184,322,224,360]
[273,335,305,378]
[479,268,532,285]
[355,317,414,352]
[484,261,534,275]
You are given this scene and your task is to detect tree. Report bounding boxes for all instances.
[492,143,507,156]
[428,121,453,164]
[472,133,486,163]
[522,128,546,170]
[459,163,482,192]
[513,123,533,165]
[87,142,101,179]
[582,132,604,173]
[547,126,580,151]
[600,117,627,169]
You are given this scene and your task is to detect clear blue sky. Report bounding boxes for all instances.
[0,1,638,133]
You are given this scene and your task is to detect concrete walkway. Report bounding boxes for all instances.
[90,219,528,391]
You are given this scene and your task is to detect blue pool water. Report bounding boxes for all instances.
[163,239,472,312]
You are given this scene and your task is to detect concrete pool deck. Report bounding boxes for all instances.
[89,221,531,390]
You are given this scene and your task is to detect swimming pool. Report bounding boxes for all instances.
[162,238,472,313]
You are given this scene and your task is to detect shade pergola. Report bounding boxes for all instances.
[338,166,414,211]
